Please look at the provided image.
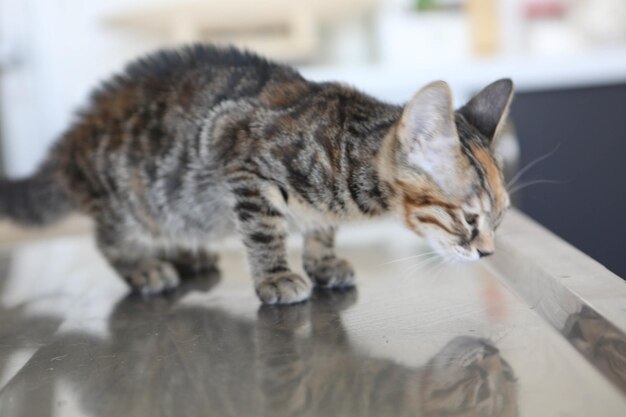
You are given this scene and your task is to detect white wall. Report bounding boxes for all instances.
[0,0,379,176]
[2,0,625,177]
[0,0,166,176]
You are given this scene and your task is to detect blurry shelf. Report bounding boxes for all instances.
[102,0,380,63]
[300,46,626,103]
[0,215,91,247]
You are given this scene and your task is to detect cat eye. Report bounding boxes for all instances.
[465,213,478,226]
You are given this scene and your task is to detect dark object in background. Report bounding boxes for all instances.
[510,83,626,278]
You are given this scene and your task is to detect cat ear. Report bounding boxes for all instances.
[398,81,466,195]
[459,79,514,143]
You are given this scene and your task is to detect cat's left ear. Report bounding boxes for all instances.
[397,81,470,197]
[459,79,514,144]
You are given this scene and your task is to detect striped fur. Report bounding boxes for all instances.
[0,45,513,303]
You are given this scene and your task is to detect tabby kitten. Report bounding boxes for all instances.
[0,45,513,304]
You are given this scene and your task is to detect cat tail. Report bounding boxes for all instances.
[0,157,75,227]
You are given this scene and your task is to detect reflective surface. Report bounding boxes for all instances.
[0,211,625,416]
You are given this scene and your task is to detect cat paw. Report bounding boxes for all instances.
[304,257,355,289]
[255,272,312,305]
[126,260,181,296]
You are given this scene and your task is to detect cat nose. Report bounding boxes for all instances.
[477,249,494,258]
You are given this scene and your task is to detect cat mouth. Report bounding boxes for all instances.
[427,238,481,262]
[452,250,481,262]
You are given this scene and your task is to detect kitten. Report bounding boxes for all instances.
[0,45,513,304]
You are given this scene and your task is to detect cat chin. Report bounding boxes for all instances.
[443,251,480,263]
[453,250,480,262]
[426,237,480,262]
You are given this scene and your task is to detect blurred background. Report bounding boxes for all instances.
[0,0,625,276]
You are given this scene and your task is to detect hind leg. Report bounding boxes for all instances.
[161,246,220,277]
[96,223,180,296]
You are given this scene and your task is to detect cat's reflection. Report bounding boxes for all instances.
[256,291,518,417]
[1,276,518,417]
[564,306,626,394]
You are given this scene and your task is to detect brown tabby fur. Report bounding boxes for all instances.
[0,44,513,304]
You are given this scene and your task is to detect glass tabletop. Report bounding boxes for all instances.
[0,210,625,417]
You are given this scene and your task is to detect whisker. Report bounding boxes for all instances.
[378,251,437,266]
[506,144,561,189]
[427,259,448,285]
[399,255,440,281]
[496,231,525,238]
[508,179,566,195]
[413,257,441,283]
[398,255,436,276]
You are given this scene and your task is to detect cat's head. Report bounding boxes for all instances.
[416,336,518,417]
[389,79,514,261]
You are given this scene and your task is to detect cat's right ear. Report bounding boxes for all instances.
[459,78,514,143]
[397,81,464,194]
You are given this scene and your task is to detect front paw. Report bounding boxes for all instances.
[255,272,312,305]
[304,257,355,289]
